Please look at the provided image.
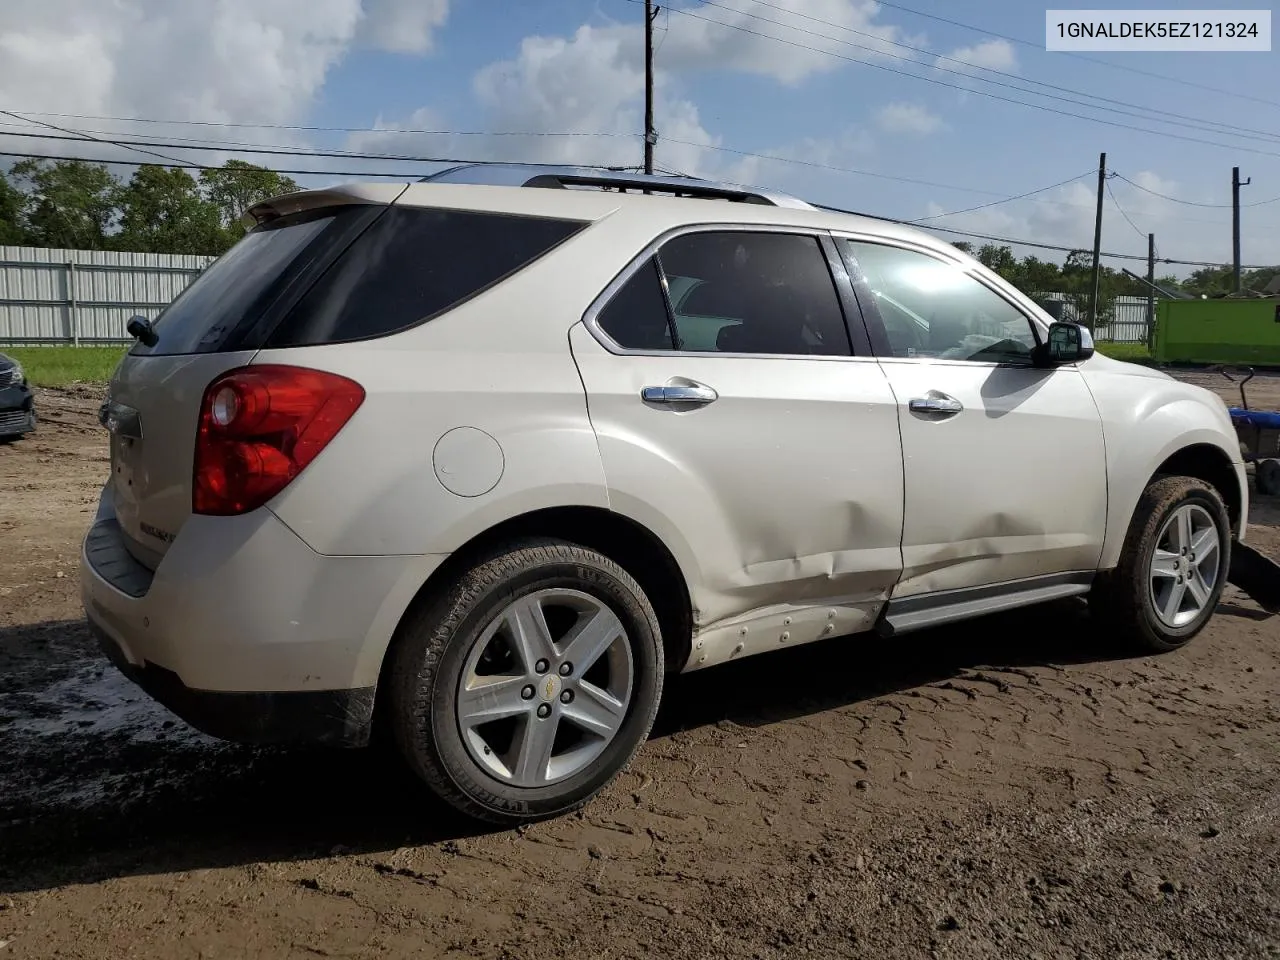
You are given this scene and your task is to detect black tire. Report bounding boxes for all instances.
[1090,476,1231,653]
[386,538,664,824]
[1257,458,1280,497]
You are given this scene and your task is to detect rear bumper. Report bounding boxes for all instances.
[0,382,35,436]
[92,620,375,746]
[80,486,444,746]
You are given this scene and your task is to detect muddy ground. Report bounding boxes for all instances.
[1,373,1279,960]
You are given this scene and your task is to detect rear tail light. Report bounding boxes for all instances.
[193,365,365,516]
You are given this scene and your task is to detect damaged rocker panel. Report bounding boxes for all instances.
[684,599,885,671]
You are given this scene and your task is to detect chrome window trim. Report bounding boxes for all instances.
[581,221,871,363]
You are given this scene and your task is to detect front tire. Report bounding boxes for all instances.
[386,539,664,824]
[1090,476,1231,652]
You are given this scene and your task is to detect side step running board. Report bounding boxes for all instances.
[876,573,1093,637]
[1228,540,1280,614]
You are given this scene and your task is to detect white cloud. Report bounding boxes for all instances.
[0,0,449,132]
[348,0,911,183]
[910,172,1280,275]
[348,22,723,177]
[358,0,449,55]
[648,0,918,86]
[874,101,943,135]
[940,38,1018,74]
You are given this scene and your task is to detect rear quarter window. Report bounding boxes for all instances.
[267,207,587,347]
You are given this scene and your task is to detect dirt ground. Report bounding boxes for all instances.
[2,373,1279,960]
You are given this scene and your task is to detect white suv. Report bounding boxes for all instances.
[82,164,1248,823]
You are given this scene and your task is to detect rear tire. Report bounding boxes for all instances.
[1090,476,1231,653]
[386,538,663,824]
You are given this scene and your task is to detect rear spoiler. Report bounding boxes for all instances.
[242,182,411,229]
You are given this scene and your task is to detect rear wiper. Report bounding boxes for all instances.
[126,315,159,347]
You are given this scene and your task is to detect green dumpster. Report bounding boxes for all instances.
[1152,298,1280,365]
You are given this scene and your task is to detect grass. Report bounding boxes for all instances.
[3,345,129,387]
[1094,341,1153,364]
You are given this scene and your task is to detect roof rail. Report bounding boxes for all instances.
[418,163,815,209]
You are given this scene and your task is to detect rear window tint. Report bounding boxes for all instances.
[142,209,346,356]
[267,207,586,347]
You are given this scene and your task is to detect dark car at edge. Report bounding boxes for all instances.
[0,352,36,441]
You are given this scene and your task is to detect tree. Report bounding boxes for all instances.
[975,243,1016,276]
[114,165,224,255]
[0,170,26,245]
[10,158,117,249]
[199,160,300,242]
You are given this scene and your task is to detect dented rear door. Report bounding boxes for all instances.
[569,227,905,631]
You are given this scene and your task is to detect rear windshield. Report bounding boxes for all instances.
[266,207,586,347]
[136,205,586,355]
[139,209,352,356]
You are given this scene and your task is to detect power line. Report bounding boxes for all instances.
[0,110,627,138]
[0,148,524,177]
[659,136,1093,197]
[4,121,1025,196]
[0,122,1243,224]
[691,0,1280,146]
[0,124,1105,206]
[648,4,1280,160]
[0,127,631,164]
[862,0,1280,111]
[1112,172,1280,209]
[4,144,1271,268]
[911,170,1096,222]
[0,109,192,167]
[813,201,1274,268]
[1105,177,1148,241]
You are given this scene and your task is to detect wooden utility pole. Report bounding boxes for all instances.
[1146,232,1156,345]
[1089,152,1106,330]
[644,1,659,175]
[1232,166,1250,293]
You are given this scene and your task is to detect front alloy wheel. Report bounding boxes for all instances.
[1148,503,1223,630]
[1090,475,1231,652]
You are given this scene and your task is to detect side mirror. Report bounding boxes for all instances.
[1036,321,1094,366]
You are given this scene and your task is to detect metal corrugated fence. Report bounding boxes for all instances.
[1033,293,1156,344]
[0,246,214,345]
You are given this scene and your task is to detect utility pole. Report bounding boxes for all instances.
[1232,166,1250,293]
[1146,232,1156,345]
[644,1,659,175]
[1089,151,1106,331]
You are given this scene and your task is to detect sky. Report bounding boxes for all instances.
[0,0,1277,276]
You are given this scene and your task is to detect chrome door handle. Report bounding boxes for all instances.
[908,394,963,417]
[640,380,718,406]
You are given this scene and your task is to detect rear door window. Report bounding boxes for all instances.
[591,230,853,356]
[267,207,586,347]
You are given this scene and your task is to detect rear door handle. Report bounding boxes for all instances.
[908,393,963,418]
[640,380,718,407]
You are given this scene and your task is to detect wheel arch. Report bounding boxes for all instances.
[1098,404,1247,572]
[1151,442,1244,537]
[375,506,695,708]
